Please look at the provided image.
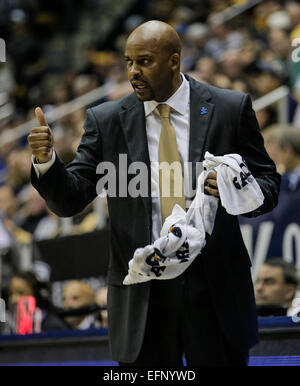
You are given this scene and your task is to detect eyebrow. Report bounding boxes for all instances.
[124,54,154,59]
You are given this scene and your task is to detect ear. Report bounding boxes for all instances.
[284,284,296,303]
[170,53,180,71]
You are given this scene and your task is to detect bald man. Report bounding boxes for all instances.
[28,21,280,366]
[62,280,96,329]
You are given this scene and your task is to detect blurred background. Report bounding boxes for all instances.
[0,0,300,340]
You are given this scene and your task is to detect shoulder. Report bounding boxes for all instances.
[186,74,249,107]
[207,84,247,105]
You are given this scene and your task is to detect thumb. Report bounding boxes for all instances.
[35,107,48,127]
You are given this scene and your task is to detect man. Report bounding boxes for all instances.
[255,258,298,316]
[278,127,300,192]
[62,280,98,329]
[28,21,280,366]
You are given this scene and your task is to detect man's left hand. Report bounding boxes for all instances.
[204,171,219,197]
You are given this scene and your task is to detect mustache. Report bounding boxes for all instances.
[130,78,148,84]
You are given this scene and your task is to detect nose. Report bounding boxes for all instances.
[255,282,264,293]
[129,62,142,78]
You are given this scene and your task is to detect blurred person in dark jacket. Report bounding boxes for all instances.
[255,258,298,316]
[1,270,68,334]
[278,127,300,193]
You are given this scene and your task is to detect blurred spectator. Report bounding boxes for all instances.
[220,49,243,81]
[246,65,282,98]
[253,1,281,33]
[169,6,194,34]
[212,73,232,90]
[148,0,178,23]
[0,184,18,220]
[181,22,208,71]
[255,106,277,131]
[268,28,291,64]
[231,79,249,94]
[5,148,31,193]
[205,14,243,62]
[193,56,217,84]
[0,184,32,246]
[262,123,287,174]
[277,127,300,193]
[0,270,67,334]
[286,1,300,40]
[62,280,101,329]
[16,185,49,236]
[267,28,291,82]
[255,258,298,316]
[8,11,46,113]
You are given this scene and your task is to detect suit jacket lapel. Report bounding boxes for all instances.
[119,95,150,166]
[187,76,215,190]
[119,95,152,240]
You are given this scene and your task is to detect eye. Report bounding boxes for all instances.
[125,59,133,66]
[141,59,150,65]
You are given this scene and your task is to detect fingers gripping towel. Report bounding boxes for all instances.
[203,152,265,215]
[123,152,264,285]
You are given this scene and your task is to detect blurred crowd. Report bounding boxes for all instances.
[0,269,108,334]
[1,0,300,334]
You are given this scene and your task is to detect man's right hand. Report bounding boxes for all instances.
[28,107,54,163]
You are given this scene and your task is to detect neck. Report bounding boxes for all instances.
[155,72,182,102]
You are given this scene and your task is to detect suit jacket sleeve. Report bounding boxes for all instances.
[237,94,281,217]
[31,108,102,217]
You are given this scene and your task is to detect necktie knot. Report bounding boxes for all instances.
[156,104,171,119]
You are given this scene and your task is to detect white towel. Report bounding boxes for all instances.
[203,152,264,215]
[123,205,206,285]
[123,152,264,285]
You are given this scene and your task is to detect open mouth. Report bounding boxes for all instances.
[132,81,148,92]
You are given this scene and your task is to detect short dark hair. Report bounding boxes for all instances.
[263,258,298,286]
[10,270,52,310]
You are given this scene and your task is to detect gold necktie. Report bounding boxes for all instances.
[156,104,186,224]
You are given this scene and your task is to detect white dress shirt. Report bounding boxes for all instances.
[33,74,191,242]
[144,73,190,240]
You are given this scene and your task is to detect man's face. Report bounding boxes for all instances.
[62,282,94,309]
[124,38,178,102]
[255,265,294,306]
[62,281,95,328]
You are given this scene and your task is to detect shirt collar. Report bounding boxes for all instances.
[144,73,189,117]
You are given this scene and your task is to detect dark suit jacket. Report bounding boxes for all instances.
[32,75,281,362]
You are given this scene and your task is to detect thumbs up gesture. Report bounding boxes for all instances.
[28,107,54,163]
